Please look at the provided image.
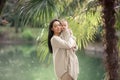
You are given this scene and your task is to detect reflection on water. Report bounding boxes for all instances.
[0,44,105,80]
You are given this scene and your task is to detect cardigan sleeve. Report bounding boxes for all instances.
[51,36,74,49]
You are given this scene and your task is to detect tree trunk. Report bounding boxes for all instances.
[99,0,119,80]
[0,0,6,14]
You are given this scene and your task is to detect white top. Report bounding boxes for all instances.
[51,29,79,80]
[51,36,73,79]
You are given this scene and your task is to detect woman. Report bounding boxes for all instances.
[48,19,79,80]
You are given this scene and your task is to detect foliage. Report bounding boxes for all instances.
[36,28,52,63]
[67,11,101,49]
[21,28,34,40]
[1,0,18,27]
[18,0,59,27]
[17,0,102,62]
[0,27,39,41]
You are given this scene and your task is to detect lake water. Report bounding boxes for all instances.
[0,44,105,80]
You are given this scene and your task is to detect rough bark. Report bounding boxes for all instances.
[99,0,119,80]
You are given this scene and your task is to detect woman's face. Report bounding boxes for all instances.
[51,21,62,35]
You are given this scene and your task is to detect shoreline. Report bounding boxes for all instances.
[0,39,36,45]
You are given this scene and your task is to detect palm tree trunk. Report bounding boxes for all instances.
[0,0,6,14]
[99,0,119,80]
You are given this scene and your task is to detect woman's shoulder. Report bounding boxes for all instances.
[51,36,60,41]
[51,36,63,45]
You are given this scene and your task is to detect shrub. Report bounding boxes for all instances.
[21,29,34,40]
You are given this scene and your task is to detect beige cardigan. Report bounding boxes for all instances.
[51,30,79,80]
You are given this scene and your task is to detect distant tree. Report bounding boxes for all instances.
[0,0,7,14]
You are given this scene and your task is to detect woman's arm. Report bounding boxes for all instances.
[51,36,75,49]
[60,28,71,41]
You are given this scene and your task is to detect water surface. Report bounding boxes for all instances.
[0,44,105,80]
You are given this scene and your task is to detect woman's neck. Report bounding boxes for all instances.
[54,33,59,36]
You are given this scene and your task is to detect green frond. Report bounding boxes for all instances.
[67,11,100,49]
[36,28,52,64]
[59,0,84,17]
[16,0,102,62]
[19,0,59,27]
[85,0,100,12]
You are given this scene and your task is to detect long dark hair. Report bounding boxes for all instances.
[48,19,61,53]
